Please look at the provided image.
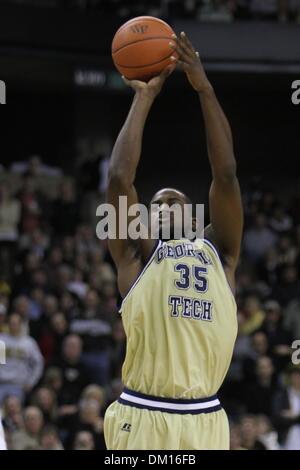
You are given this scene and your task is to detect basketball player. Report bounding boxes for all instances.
[104,32,243,450]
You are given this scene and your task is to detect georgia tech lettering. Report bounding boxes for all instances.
[156,241,213,322]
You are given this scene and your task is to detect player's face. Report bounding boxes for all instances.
[149,188,191,240]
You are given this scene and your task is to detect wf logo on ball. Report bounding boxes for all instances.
[0,80,6,104]
[130,24,148,34]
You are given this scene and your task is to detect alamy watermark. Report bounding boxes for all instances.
[95,197,204,240]
[0,80,6,104]
[291,80,300,105]
[291,340,300,365]
[0,341,6,365]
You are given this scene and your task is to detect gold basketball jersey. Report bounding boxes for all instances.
[119,238,237,399]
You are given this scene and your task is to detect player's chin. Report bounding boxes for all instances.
[159,223,176,241]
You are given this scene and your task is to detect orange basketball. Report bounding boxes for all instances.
[112,16,177,82]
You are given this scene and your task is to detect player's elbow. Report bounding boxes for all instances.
[214,162,237,184]
[108,167,132,191]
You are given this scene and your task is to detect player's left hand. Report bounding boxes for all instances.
[170,32,212,93]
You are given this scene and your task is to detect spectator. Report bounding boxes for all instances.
[70,289,112,386]
[18,176,45,234]
[239,295,265,335]
[244,356,279,416]
[2,396,23,434]
[229,423,245,450]
[10,406,44,450]
[256,415,281,450]
[31,387,58,424]
[40,425,64,450]
[61,398,105,450]
[53,334,89,405]
[52,180,79,237]
[260,300,292,370]
[242,331,269,382]
[243,213,277,262]
[284,299,300,341]
[72,430,95,450]
[0,304,8,333]
[272,265,300,306]
[239,415,267,450]
[0,313,44,404]
[0,181,21,282]
[273,366,300,450]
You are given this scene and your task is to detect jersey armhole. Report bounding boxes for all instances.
[117,238,162,314]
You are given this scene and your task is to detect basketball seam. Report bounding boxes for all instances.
[112,36,175,54]
[115,16,172,36]
[114,50,174,69]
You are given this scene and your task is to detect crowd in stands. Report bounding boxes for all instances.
[3,0,300,23]
[0,156,300,450]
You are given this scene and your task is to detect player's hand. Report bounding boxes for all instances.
[122,65,175,100]
[170,32,212,93]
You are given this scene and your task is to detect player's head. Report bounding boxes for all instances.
[149,188,196,241]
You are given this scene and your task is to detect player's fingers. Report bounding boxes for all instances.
[180,31,196,53]
[170,43,192,64]
[176,33,195,58]
[170,56,189,69]
[175,59,190,70]
[121,75,131,86]
[160,65,175,79]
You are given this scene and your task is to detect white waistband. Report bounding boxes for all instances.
[119,391,220,411]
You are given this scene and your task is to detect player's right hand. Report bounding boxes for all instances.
[122,65,175,99]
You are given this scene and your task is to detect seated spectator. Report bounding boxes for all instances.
[0,304,8,333]
[53,334,89,405]
[0,181,21,282]
[70,289,112,386]
[255,415,281,450]
[40,425,64,450]
[283,298,300,341]
[30,387,58,425]
[239,295,265,335]
[243,213,277,262]
[260,300,292,371]
[60,397,105,450]
[242,331,269,382]
[0,313,44,405]
[38,311,69,365]
[272,265,300,306]
[72,430,95,450]
[52,179,79,237]
[239,415,267,450]
[10,406,44,450]
[272,366,300,450]
[81,385,105,413]
[244,356,280,416]
[230,423,245,450]
[2,396,23,434]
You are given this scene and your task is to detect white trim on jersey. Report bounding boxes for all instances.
[119,391,220,411]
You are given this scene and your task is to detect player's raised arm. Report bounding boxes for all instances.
[107,68,173,290]
[171,33,243,289]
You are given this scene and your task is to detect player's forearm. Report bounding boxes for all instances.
[109,92,154,187]
[198,87,236,181]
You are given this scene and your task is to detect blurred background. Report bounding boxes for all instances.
[0,0,300,451]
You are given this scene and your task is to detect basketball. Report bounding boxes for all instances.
[112,16,177,82]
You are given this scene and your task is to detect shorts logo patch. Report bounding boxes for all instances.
[121,423,131,432]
